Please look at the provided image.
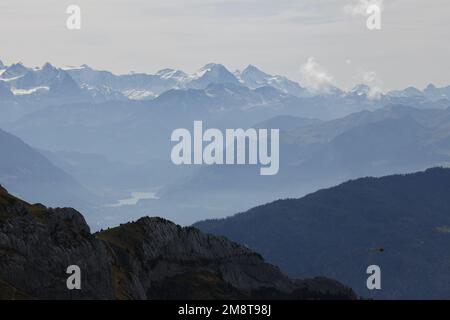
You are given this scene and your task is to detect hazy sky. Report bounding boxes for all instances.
[0,0,449,91]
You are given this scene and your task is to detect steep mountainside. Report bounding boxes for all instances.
[0,185,355,300]
[195,167,450,299]
[0,128,95,209]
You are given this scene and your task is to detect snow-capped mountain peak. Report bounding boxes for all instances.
[241,64,271,79]
[37,63,59,79]
[236,64,310,98]
[156,68,188,81]
[185,63,240,89]
[190,63,231,79]
[1,62,29,79]
[237,64,272,88]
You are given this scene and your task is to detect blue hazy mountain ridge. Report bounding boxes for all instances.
[194,167,450,300]
[158,105,450,224]
[2,60,449,120]
[0,127,96,210]
[8,102,450,226]
[1,59,450,226]
[1,83,363,163]
[1,60,449,142]
[4,78,449,165]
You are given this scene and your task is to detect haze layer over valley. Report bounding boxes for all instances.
[1,59,450,227]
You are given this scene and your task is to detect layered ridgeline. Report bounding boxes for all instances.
[0,128,96,210]
[195,168,450,299]
[0,185,355,300]
[161,105,450,223]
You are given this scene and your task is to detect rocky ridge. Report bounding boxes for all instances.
[0,185,355,300]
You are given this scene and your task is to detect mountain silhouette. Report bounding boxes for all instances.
[195,167,450,299]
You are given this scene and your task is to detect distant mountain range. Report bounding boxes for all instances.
[158,105,450,223]
[1,58,450,227]
[194,167,450,299]
[1,59,450,106]
[0,61,313,104]
[0,185,355,300]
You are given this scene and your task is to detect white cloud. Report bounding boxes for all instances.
[360,71,383,99]
[299,57,335,93]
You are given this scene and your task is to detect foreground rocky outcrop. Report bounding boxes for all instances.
[0,185,356,300]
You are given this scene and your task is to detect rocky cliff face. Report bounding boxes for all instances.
[0,185,355,300]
